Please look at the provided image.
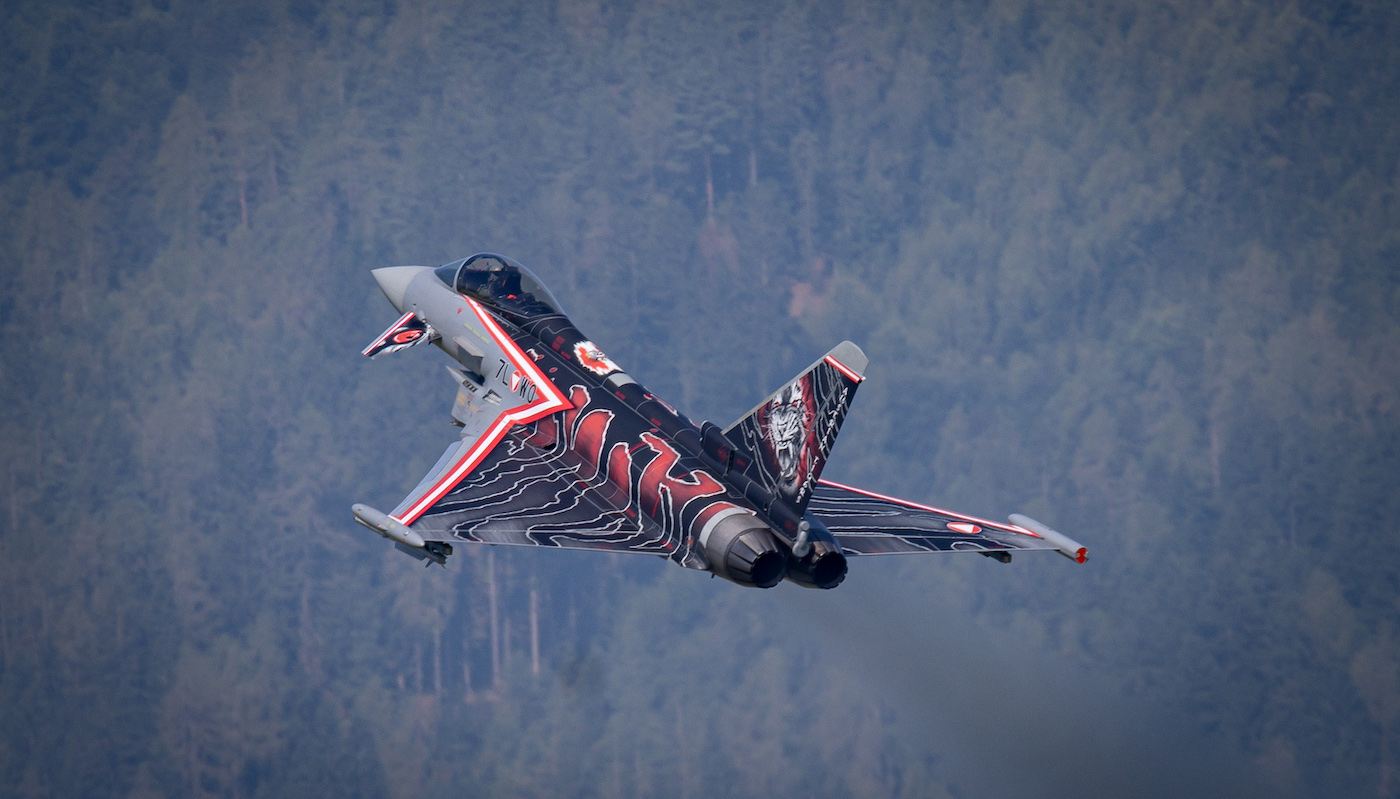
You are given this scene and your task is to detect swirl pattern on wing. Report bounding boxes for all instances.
[412,416,674,554]
[406,382,719,571]
[808,481,1058,556]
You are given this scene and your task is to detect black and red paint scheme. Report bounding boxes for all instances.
[353,254,1087,587]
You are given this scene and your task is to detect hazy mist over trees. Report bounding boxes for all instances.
[1,0,1397,796]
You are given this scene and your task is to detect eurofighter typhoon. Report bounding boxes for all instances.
[353,254,1087,588]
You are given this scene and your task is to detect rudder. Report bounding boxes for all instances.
[724,341,867,513]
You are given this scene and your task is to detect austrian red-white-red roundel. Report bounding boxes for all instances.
[573,341,620,376]
[947,522,981,534]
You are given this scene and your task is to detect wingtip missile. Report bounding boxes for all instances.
[352,503,427,550]
[1008,513,1088,563]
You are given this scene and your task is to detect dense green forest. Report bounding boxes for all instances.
[1,0,1397,796]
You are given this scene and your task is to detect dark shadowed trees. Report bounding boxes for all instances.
[1,0,1397,796]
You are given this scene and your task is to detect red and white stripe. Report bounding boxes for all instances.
[815,478,1041,538]
[362,312,418,356]
[392,299,572,525]
[824,354,864,383]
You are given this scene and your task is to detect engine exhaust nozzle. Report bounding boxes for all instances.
[700,509,786,588]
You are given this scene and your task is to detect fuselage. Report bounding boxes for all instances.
[375,256,846,588]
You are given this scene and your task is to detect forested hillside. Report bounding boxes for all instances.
[2,0,1397,796]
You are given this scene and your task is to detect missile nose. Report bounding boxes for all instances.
[371,266,432,313]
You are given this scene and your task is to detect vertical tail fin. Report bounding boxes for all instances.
[725,341,867,513]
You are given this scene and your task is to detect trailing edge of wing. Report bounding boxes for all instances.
[808,479,1059,556]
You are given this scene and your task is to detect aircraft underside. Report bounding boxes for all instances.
[353,254,1086,588]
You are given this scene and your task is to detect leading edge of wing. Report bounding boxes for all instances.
[810,478,1057,556]
[390,298,571,526]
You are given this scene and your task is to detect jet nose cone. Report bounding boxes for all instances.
[371,266,432,313]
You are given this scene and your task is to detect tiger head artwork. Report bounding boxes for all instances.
[758,376,817,499]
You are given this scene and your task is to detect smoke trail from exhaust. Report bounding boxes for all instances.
[773,566,1291,799]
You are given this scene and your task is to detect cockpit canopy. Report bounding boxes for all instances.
[434,253,563,318]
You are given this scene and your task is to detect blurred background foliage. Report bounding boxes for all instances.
[1,0,1397,796]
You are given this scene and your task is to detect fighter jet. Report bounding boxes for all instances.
[353,254,1087,588]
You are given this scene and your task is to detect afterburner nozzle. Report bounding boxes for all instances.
[784,515,847,589]
[699,509,786,588]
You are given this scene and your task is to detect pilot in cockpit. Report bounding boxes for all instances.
[441,253,563,318]
[485,265,522,301]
